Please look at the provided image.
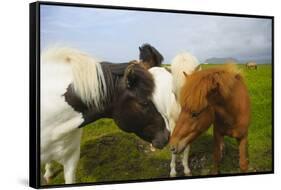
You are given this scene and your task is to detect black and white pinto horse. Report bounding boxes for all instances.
[41,44,167,184]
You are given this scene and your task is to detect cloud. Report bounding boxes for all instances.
[41,5,272,63]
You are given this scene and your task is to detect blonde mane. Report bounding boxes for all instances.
[41,47,107,111]
[180,64,241,112]
[171,52,200,99]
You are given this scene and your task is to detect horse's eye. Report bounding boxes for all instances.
[141,101,148,106]
[191,112,200,118]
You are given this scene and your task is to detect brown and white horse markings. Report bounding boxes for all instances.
[40,44,167,184]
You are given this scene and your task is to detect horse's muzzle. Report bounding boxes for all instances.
[152,129,170,149]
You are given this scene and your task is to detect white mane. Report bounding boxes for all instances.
[149,67,180,132]
[171,52,200,99]
[41,47,107,111]
[149,67,191,177]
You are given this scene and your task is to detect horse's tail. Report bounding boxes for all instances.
[171,52,200,99]
[41,47,107,111]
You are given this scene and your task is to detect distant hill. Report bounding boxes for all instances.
[204,57,271,64]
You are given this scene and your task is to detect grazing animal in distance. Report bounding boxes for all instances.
[246,61,257,70]
[170,64,251,174]
[40,46,167,184]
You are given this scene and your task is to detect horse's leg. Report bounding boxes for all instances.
[150,143,156,152]
[43,163,53,184]
[238,136,249,172]
[182,145,191,176]
[62,129,82,184]
[170,153,177,177]
[212,125,224,174]
[63,147,80,184]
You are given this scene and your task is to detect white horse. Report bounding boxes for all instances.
[149,52,200,177]
[40,48,88,184]
[40,48,108,184]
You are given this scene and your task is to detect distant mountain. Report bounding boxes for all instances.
[204,57,271,64]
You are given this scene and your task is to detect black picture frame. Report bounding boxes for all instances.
[30,1,274,189]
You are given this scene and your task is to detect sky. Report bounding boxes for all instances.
[40,5,272,63]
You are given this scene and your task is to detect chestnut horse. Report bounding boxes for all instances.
[170,64,250,174]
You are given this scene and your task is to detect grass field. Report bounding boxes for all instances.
[44,64,273,185]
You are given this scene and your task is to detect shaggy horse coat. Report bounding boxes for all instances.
[41,45,167,184]
[170,64,250,174]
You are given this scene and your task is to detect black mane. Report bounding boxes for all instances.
[101,61,130,76]
[139,43,164,67]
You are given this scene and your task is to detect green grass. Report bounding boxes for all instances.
[43,64,272,185]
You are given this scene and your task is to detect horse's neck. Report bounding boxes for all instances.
[100,61,129,99]
[63,84,108,127]
[76,62,131,127]
[101,62,130,76]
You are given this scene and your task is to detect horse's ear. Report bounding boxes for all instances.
[139,46,142,51]
[195,64,202,71]
[149,46,164,66]
[183,71,188,78]
[124,65,137,89]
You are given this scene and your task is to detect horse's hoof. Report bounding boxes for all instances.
[184,171,192,176]
[240,165,248,173]
[240,160,249,172]
[150,144,156,152]
[170,171,177,177]
[210,168,219,175]
[43,176,51,184]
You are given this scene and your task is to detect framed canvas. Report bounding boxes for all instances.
[29,1,274,188]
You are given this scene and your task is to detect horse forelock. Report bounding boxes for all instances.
[180,64,241,112]
[125,64,155,99]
